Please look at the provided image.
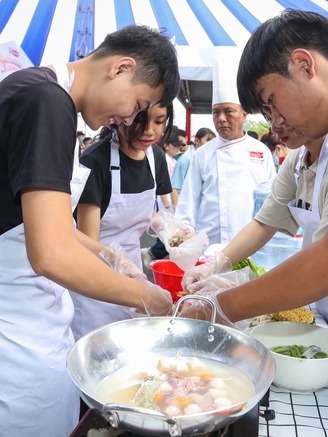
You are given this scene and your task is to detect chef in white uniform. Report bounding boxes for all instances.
[175,50,275,246]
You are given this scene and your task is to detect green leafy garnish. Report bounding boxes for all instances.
[232,258,266,277]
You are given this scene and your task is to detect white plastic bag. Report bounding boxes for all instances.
[150,209,209,271]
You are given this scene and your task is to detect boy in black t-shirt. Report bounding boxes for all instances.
[0,25,179,437]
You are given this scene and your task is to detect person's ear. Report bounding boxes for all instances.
[108,57,137,79]
[290,49,315,79]
[275,144,282,155]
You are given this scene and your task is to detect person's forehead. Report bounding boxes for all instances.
[149,104,167,116]
[212,102,241,110]
[131,82,163,107]
[255,73,290,101]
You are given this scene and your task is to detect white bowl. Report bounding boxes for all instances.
[251,321,328,393]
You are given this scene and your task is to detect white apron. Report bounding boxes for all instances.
[0,65,89,437]
[288,137,328,321]
[71,138,91,213]
[70,131,156,340]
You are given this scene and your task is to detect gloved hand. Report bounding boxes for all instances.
[178,289,234,327]
[149,214,164,235]
[99,242,147,281]
[182,252,232,293]
[138,280,174,316]
[186,267,254,294]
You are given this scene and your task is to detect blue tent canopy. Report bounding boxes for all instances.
[1,0,328,113]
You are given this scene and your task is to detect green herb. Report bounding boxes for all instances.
[232,258,266,277]
[271,345,328,359]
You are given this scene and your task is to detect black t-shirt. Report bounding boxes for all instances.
[79,136,172,218]
[0,67,77,235]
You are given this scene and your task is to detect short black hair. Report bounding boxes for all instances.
[177,129,187,137]
[77,131,85,137]
[261,130,287,153]
[124,103,174,149]
[83,136,92,144]
[195,127,216,140]
[94,103,174,150]
[247,130,259,140]
[237,9,328,114]
[90,24,180,108]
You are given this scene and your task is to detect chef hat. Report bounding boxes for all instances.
[212,48,242,106]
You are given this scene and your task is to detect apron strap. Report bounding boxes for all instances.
[146,145,156,188]
[109,133,157,196]
[294,145,306,185]
[52,64,79,167]
[109,130,121,195]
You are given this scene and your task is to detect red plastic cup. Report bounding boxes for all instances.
[150,259,205,302]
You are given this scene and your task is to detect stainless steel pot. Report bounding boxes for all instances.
[67,296,275,436]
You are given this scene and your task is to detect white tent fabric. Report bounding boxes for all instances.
[1,0,328,81]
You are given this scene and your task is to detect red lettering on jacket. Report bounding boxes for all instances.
[249,151,264,159]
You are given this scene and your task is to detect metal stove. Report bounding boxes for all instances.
[69,390,274,437]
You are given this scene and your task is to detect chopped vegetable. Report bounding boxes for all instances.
[176,397,190,408]
[153,393,164,402]
[271,345,328,359]
[232,258,266,277]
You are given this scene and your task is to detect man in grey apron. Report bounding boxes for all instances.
[182,130,328,322]
[179,10,328,325]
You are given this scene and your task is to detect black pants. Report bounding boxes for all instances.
[150,238,169,259]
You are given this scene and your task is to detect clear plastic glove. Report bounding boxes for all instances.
[182,252,232,293]
[149,214,163,235]
[99,242,146,281]
[186,267,255,294]
[178,289,234,327]
[139,280,174,316]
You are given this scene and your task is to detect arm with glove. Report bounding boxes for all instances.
[178,267,255,330]
[100,243,174,317]
[182,251,232,293]
[182,220,275,292]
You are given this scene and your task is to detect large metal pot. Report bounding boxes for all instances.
[67,296,275,436]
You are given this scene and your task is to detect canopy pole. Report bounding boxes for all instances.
[185,107,192,140]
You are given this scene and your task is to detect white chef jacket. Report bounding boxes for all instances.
[175,133,276,246]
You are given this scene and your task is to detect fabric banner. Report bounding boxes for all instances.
[0,40,33,81]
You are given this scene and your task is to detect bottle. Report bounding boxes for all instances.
[252,179,303,271]
[252,179,274,217]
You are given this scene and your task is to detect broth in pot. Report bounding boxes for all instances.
[95,354,255,416]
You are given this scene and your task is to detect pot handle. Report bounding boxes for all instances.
[172,294,217,323]
[102,403,182,437]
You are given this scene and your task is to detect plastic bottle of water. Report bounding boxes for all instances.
[251,179,303,271]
